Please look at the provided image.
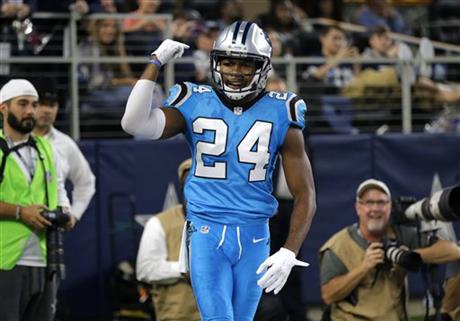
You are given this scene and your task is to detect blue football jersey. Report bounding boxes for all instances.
[164,82,307,224]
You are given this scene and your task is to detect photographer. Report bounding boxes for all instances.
[32,82,95,227]
[0,79,70,321]
[319,179,460,321]
[136,158,200,321]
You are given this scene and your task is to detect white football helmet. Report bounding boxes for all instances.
[210,21,272,101]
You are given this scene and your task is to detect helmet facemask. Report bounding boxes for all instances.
[211,51,271,102]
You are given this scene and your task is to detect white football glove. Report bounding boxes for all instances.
[256,247,309,295]
[150,39,190,66]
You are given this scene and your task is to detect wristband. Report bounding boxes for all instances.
[15,206,22,221]
[149,59,162,68]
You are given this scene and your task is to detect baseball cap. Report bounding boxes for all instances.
[35,78,58,105]
[177,158,192,181]
[356,178,391,199]
[0,79,39,103]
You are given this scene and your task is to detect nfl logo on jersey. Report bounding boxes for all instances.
[233,107,243,115]
[200,225,210,234]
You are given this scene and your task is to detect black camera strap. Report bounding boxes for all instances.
[0,136,50,207]
[0,137,9,184]
[0,136,35,184]
[420,233,444,321]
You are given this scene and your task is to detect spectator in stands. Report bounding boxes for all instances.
[357,26,460,105]
[0,0,84,58]
[267,30,285,59]
[267,28,297,62]
[123,0,165,58]
[14,0,90,101]
[28,0,89,14]
[136,158,201,321]
[257,0,308,55]
[89,0,119,13]
[69,0,90,14]
[123,0,165,33]
[257,0,306,34]
[319,179,460,320]
[32,82,96,226]
[361,25,396,61]
[340,25,402,99]
[192,21,220,84]
[171,9,203,45]
[361,25,417,69]
[265,29,297,79]
[0,0,34,78]
[78,18,136,113]
[212,0,244,30]
[302,25,360,92]
[352,0,409,34]
[2,0,88,16]
[310,0,343,21]
[1,0,32,18]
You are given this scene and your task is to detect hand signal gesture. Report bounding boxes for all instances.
[151,39,190,66]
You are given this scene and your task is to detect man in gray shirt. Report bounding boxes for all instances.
[319,179,460,321]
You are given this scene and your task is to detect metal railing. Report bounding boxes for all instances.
[1,13,460,138]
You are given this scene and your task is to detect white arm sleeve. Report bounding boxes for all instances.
[121,79,166,139]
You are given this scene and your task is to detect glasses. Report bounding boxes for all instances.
[359,199,390,208]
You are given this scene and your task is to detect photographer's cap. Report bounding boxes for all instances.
[357,179,391,199]
[0,79,39,104]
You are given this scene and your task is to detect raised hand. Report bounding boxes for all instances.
[151,39,190,66]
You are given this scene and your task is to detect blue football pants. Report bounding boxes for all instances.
[187,217,270,321]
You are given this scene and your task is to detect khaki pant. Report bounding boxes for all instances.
[442,273,460,320]
[341,67,399,99]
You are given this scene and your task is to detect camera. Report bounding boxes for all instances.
[41,208,70,279]
[383,240,423,271]
[41,208,70,227]
[392,185,460,224]
[377,240,423,272]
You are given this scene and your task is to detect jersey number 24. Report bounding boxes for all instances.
[193,117,272,182]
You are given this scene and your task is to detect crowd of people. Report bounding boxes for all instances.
[1,0,460,135]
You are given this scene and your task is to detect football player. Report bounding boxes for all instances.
[122,21,316,321]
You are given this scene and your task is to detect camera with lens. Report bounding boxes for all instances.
[379,239,423,272]
[41,207,70,227]
[391,185,460,225]
[41,208,70,279]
